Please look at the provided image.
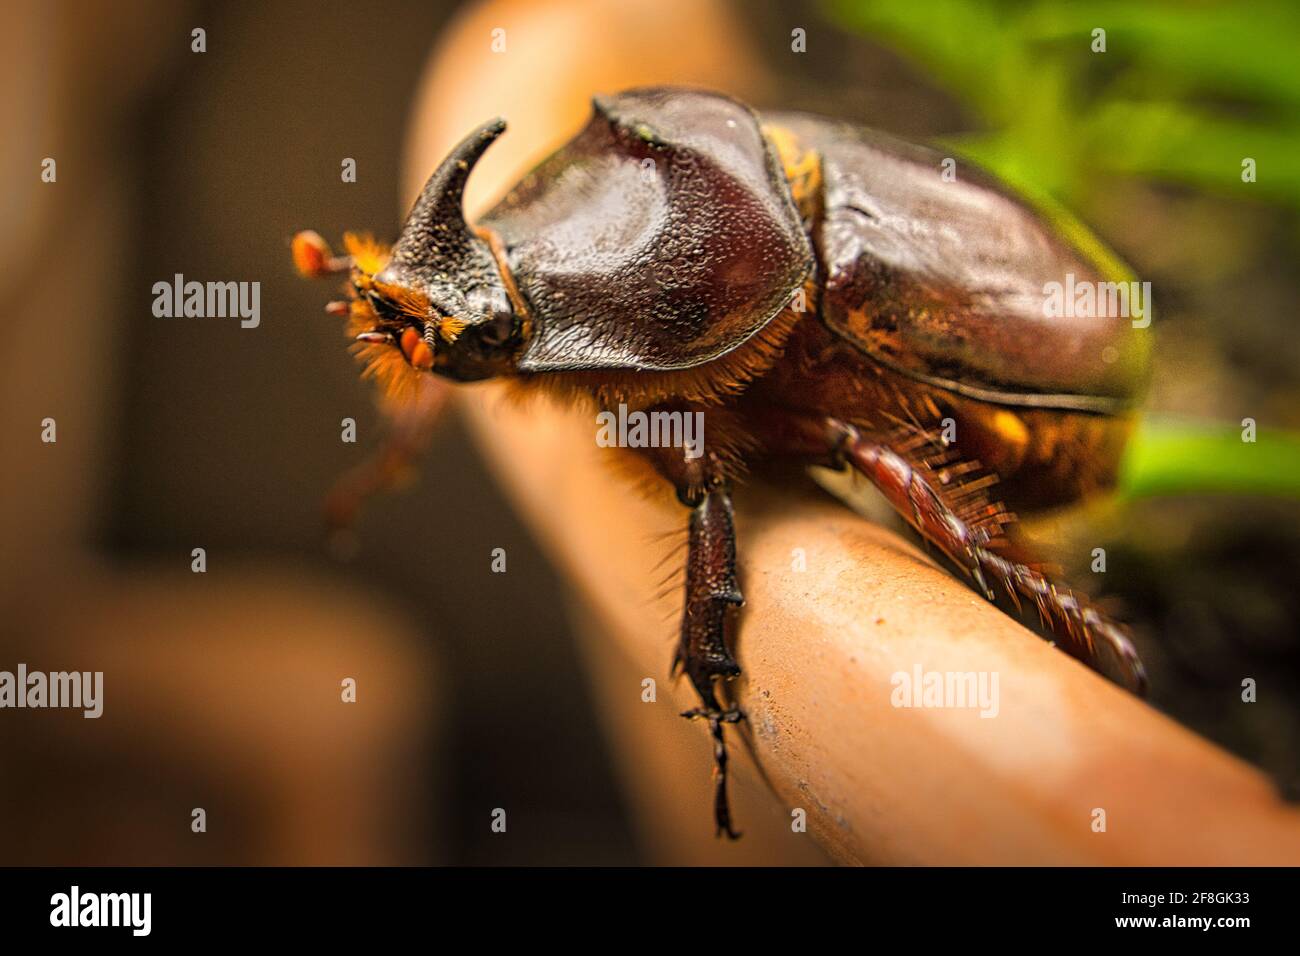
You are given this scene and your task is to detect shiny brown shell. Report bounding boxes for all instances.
[480,88,814,373]
[768,113,1151,412]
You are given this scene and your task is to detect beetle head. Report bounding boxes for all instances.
[328,119,522,399]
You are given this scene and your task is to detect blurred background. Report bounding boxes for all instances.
[2,0,1297,865]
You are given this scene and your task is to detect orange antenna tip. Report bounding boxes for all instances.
[292,230,350,278]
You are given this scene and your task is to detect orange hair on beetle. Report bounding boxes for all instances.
[339,235,429,403]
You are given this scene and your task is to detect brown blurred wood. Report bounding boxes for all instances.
[412,0,1300,865]
[1,568,440,865]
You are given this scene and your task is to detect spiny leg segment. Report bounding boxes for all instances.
[828,418,1147,693]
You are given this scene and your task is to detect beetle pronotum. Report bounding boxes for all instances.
[293,87,1150,838]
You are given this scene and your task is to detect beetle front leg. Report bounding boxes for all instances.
[324,375,452,544]
[673,485,746,839]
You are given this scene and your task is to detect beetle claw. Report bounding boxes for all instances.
[680,704,745,725]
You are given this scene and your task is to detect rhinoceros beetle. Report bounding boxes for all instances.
[293,87,1151,839]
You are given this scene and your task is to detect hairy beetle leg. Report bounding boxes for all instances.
[828,419,1148,694]
[324,376,452,551]
[673,486,746,839]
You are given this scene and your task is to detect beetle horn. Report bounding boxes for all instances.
[389,118,507,266]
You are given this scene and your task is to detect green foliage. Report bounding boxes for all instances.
[825,0,1300,208]
[1120,421,1300,499]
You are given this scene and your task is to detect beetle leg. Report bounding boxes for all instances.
[674,485,746,839]
[324,375,452,551]
[634,410,752,838]
[827,419,1148,694]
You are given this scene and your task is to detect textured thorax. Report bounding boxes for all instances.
[480,88,814,374]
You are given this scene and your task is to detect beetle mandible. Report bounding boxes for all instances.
[293,87,1152,839]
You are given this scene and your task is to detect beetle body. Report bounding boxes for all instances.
[294,86,1151,838]
[757,112,1148,509]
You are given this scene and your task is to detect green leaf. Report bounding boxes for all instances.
[1119,420,1300,499]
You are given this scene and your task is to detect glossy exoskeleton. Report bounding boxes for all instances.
[293,87,1152,839]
